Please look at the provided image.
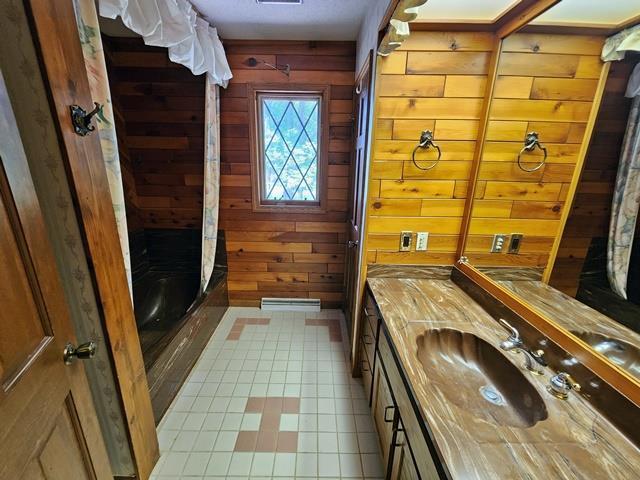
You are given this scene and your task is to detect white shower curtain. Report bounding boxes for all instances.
[74,0,132,297]
[201,78,221,293]
[607,63,640,299]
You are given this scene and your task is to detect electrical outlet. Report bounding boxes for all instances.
[416,232,429,251]
[491,234,507,253]
[400,231,412,251]
[508,233,524,254]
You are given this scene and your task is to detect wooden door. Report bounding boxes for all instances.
[345,51,373,343]
[0,72,112,479]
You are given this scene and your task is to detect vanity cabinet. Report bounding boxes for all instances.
[360,288,442,480]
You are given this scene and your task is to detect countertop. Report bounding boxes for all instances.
[367,277,640,479]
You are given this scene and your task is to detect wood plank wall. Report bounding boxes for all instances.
[548,57,635,296]
[104,36,206,229]
[219,41,356,308]
[465,33,606,267]
[366,32,495,265]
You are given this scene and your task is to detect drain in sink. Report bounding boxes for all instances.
[479,385,506,406]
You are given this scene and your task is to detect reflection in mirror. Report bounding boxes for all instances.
[463,1,640,380]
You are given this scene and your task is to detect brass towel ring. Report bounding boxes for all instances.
[517,131,547,172]
[411,130,441,171]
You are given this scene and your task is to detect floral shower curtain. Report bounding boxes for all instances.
[201,78,221,293]
[74,0,133,297]
[608,64,640,299]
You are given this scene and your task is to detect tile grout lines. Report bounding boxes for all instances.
[151,307,383,479]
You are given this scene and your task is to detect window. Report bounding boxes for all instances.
[250,86,328,212]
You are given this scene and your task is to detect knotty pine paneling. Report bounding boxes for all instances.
[465,33,606,268]
[104,36,206,229]
[219,40,355,308]
[548,57,636,296]
[366,32,495,265]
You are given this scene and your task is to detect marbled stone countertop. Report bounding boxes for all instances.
[367,277,640,479]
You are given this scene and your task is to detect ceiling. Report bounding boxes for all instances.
[414,0,639,27]
[415,0,519,22]
[190,0,370,40]
[531,0,639,27]
[99,0,371,41]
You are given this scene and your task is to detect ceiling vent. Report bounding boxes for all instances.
[256,0,303,4]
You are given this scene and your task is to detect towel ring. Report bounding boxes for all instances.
[517,131,547,172]
[411,130,442,171]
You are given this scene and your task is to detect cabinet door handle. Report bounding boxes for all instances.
[363,334,373,345]
[384,405,395,423]
[363,307,369,317]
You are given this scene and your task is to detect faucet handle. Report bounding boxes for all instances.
[548,372,581,399]
[498,318,520,341]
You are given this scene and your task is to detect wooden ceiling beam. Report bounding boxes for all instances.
[494,0,561,39]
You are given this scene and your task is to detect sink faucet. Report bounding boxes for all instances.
[498,319,547,375]
[547,372,581,400]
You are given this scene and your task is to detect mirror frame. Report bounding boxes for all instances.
[452,2,640,406]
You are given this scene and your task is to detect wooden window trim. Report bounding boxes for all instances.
[248,83,330,214]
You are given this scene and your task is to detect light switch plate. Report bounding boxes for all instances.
[508,233,524,254]
[400,231,412,251]
[491,234,507,253]
[416,232,429,251]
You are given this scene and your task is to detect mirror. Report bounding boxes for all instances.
[462,0,640,380]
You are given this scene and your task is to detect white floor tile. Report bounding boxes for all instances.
[182,452,210,476]
[228,451,253,476]
[317,432,338,453]
[213,431,238,451]
[205,452,232,476]
[182,413,206,430]
[280,413,299,431]
[193,431,218,452]
[241,413,262,430]
[202,412,224,430]
[296,452,318,477]
[298,414,318,432]
[159,451,189,476]
[338,432,359,453]
[339,453,363,478]
[273,452,297,476]
[297,432,318,452]
[318,453,341,477]
[251,452,275,476]
[171,431,198,452]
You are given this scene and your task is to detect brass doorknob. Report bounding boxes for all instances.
[63,341,97,365]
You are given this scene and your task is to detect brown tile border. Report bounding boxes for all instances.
[306,318,343,342]
[226,317,270,340]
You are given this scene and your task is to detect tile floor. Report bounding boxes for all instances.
[151,307,384,479]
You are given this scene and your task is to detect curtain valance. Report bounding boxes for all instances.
[99,0,232,87]
[378,0,428,56]
[602,24,640,63]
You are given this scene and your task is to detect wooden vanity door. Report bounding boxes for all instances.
[0,72,112,479]
[372,354,396,472]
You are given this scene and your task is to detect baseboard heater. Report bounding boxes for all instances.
[260,298,321,312]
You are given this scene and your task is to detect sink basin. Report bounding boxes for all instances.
[571,331,640,379]
[416,328,548,428]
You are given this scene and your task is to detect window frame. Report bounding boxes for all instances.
[248,84,330,213]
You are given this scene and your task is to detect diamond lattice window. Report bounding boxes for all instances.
[258,95,321,203]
